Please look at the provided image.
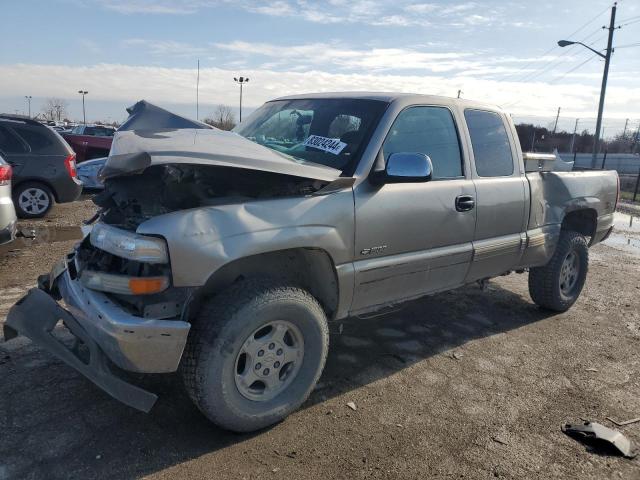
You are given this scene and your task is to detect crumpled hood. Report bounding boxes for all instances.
[103,125,342,183]
[118,100,213,131]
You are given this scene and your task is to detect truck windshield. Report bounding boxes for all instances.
[234,98,388,174]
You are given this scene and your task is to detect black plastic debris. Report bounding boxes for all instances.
[562,421,637,458]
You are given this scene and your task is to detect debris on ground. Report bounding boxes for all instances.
[562,421,637,458]
[451,351,464,360]
[585,368,598,372]
[606,417,640,427]
[346,402,357,411]
[492,436,509,446]
[18,228,36,239]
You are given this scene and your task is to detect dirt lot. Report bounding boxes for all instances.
[1,198,639,480]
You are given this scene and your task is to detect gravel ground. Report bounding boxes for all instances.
[1,198,639,480]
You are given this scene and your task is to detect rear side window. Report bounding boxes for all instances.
[464,109,514,177]
[11,125,56,153]
[382,106,463,179]
[0,124,28,154]
[85,126,115,136]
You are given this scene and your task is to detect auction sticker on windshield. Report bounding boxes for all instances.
[303,135,347,155]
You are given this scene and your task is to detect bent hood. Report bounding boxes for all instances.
[118,100,213,131]
[102,102,342,183]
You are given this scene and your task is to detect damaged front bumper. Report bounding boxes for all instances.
[3,254,191,412]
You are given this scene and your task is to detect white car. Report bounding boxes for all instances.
[0,155,17,245]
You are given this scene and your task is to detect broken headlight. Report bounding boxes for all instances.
[90,223,168,264]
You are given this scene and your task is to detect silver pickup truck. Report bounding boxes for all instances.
[5,93,619,432]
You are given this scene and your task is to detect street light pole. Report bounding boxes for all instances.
[233,76,249,123]
[558,2,617,168]
[24,96,32,118]
[78,90,88,125]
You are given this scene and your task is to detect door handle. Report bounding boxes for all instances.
[455,195,475,212]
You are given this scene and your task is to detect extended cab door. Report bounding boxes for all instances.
[351,105,477,314]
[462,109,528,281]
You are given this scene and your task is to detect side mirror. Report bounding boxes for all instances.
[372,152,433,184]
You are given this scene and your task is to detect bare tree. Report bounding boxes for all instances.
[41,97,69,122]
[203,104,236,131]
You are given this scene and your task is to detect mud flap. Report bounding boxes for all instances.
[4,288,157,412]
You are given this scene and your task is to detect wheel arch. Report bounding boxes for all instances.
[188,247,340,321]
[12,178,59,203]
[560,208,597,243]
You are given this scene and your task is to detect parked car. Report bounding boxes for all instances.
[76,157,106,190]
[0,115,82,218]
[62,124,115,162]
[5,94,619,433]
[0,155,17,245]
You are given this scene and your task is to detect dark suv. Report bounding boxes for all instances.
[0,116,82,218]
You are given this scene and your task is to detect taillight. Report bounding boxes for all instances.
[64,153,77,178]
[0,165,12,186]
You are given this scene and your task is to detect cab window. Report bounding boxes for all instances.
[464,109,514,177]
[382,106,463,179]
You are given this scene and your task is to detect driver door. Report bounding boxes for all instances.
[350,105,477,313]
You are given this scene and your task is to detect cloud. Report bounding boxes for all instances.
[121,38,210,57]
[1,62,638,120]
[210,40,566,76]
[100,0,201,14]
[89,0,517,28]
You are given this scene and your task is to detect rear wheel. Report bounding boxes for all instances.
[13,182,54,218]
[181,278,329,432]
[529,230,588,312]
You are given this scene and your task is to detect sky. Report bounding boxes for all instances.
[1,0,639,134]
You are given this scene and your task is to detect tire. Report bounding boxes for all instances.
[181,278,329,432]
[13,182,54,218]
[529,230,589,312]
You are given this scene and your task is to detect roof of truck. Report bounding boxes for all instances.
[271,92,504,111]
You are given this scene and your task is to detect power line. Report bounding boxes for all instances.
[565,4,615,38]
[512,32,606,84]
[501,55,599,110]
[617,14,640,26]
[499,5,612,82]
[502,27,601,82]
[549,56,598,84]
[616,42,640,49]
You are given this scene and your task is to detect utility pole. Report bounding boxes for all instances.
[531,129,537,151]
[552,107,561,134]
[622,118,629,139]
[570,118,579,153]
[591,2,617,167]
[24,96,32,118]
[234,76,249,123]
[196,59,200,121]
[78,90,88,125]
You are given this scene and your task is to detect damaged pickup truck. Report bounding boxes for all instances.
[5,93,619,432]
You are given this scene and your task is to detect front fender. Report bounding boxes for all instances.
[136,191,355,287]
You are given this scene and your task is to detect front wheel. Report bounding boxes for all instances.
[181,279,329,432]
[529,230,589,312]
